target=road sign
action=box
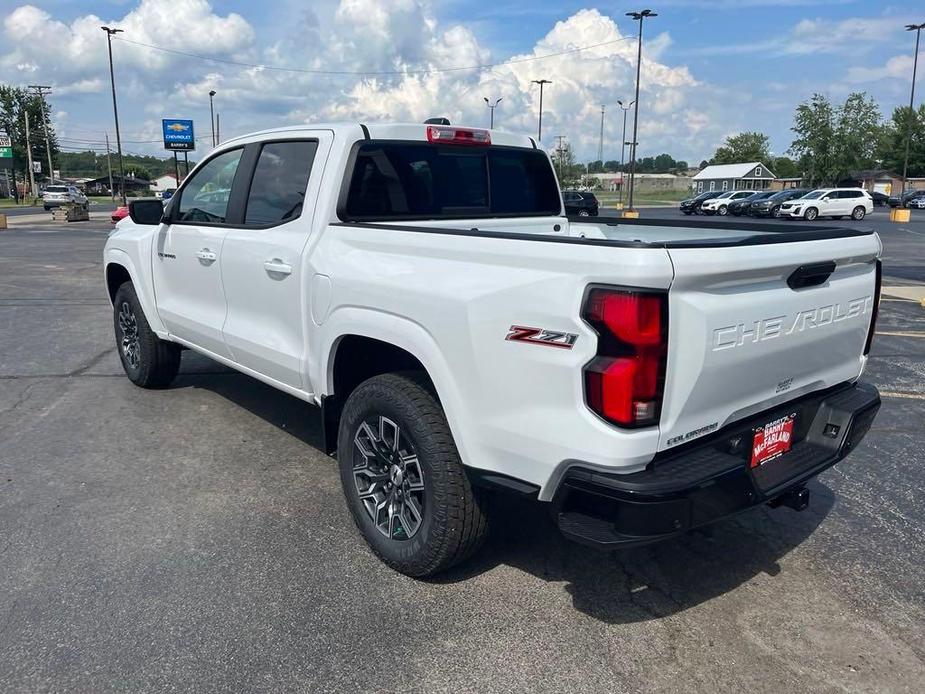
[0,131,12,162]
[162,119,195,151]
[33,161,41,173]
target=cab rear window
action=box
[341,142,560,220]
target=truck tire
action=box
[851,206,866,221]
[337,372,488,577]
[112,282,181,388]
[804,207,819,221]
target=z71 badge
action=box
[505,325,578,350]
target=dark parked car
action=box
[729,190,774,216]
[869,191,889,207]
[888,189,925,208]
[749,188,811,218]
[679,190,717,215]
[563,190,599,216]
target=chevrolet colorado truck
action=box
[104,123,882,577]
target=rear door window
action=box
[243,140,318,226]
[341,142,560,220]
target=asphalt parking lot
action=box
[1,208,924,692]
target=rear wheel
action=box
[804,207,819,221]
[337,372,489,577]
[851,206,866,221]
[113,282,181,388]
[578,209,590,217]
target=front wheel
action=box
[717,205,728,216]
[851,206,866,221]
[113,282,181,388]
[337,372,489,577]
[578,209,590,217]
[771,205,782,218]
[804,207,819,221]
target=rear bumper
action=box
[553,382,880,548]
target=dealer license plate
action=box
[750,414,795,468]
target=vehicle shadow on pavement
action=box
[437,485,834,624]
[169,352,835,624]
[171,352,326,451]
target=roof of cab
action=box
[220,122,537,150]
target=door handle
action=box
[263,259,292,276]
[196,249,217,262]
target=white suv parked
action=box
[700,190,755,216]
[43,184,89,211]
[780,188,873,221]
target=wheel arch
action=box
[103,249,168,336]
[316,314,466,459]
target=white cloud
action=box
[690,15,902,57]
[845,54,915,83]
[1,1,733,161]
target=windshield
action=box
[801,191,826,200]
[342,142,560,220]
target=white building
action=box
[150,174,178,193]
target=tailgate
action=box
[659,234,880,451]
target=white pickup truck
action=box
[104,122,882,577]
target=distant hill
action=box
[59,150,196,181]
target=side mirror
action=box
[129,199,166,225]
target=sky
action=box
[0,0,920,165]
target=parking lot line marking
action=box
[876,331,925,338]
[879,391,925,400]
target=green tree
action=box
[0,84,59,189]
[772,156,800,179]
[603,159,620,172]
[711,131,771,165]
[587,159,604,174]
[789,92,882,186]
[878,105,925,178]
[832,92,882,182]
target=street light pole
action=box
[209,90,217,147]
[625,9,657,215]
[531,79,551,141]
[483,96,502,129]
[27,85,55,185]
[617,99,634,208]
[101,26,126,205]
[901,22,925,200]
[598,105,605,163]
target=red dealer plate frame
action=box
[750,413,796,469]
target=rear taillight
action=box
[426,125,491,146]
[863,259,882,356]
[582,287,668,428]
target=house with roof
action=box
[839,169,902,196]
[692,162,776,194]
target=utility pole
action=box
[531,79,551,142]
[105,133,114,202]
[216,113,221,145]
[28,85,55,185]
[901,22,925,200]
[23,109,36,200]
[101,26,127,205]
[483,96,502,129]
[555,135,567,182]
[598,105,605,163]
[617,100,634,208]
[625,9,657,215]
[209,90,217,147]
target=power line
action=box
[112,34,638,77]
